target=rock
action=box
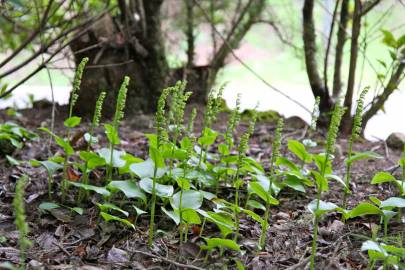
[107,247,129,264]
[285,116,308,129]
[386,132,405,149]
[28,260,45,270]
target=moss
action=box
[241,109,280,123]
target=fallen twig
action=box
[131,250,205,270]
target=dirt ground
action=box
[0,103,404,270]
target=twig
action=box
[131,250,205,270]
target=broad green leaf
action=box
[79,151,106,169]
[133,206,147,216]
[198,210,235,237]
[84,133,98,145]
[314,153,332,174]
[104,124,120,144]
[218,143,230,155]
[361,240,387,255]
[283,175,306,192]
[6,155,20,166]
[71,207,84,215]
[381,30,397,48]
[107,180,146,202]
[69,182,110,196]
[176,178,190,190]
[201,237,240,252]
[182,208,201,224]
[380,197,405,208]
[325,174,347,188]
[382,244,405,257]
[97,203,129,217]
[348,203,383,219]
[249,182,279,205]
[162,207,180,225]
[39,127,74,155]
[149,146,165,168]
[139,178,173,197]
[39,202,59,210]
[246,200,266,211]
[254,174,282,195]
[288,140,312,163]
[97,148,126,168]
[200,190,216,200]
[276,157,299,171]
[171,190,203,210]
[130,159,166,179]
[145,133,158,148]
[100,212,135,229]
[345,151,382,165]
[64,116,81,128]
[119,153,143,174]
[242,209,265,226]
[198,128,218,146]
[371,172,396,184]
[30,160,63,175]
[307,200,340,216]
[311,170,329,191]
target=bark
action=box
[362,62,405,131]
[342,0,362,133]
[185,0,194,68]
[71,0,168,117]
[323,0,340,95]
[302,0,332,114]
[332,0,349,98]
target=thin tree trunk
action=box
[342,0,362,133]
[332,0,349,98]
[323,0,340,93]
[302,0,332,114]
[362,62,405,131]
[185,0,194,68]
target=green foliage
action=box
[0,122,37,155]
[13,175,31,266]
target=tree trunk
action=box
[302,0,332,114]
[71,0,168,118]
[332,0,349,99]
[342,0,362,133]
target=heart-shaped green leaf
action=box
[171,190,203,210]
[139,178,173,197]
[64,116,81,128]
[69,182,110,196]
[108,180,146,202]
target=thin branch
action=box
[193,0,311,114]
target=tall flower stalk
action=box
[233,110,256,241]
[106,76,129,182]
[79,91,106,201]
[310,103,345,270]
[342,87,368,208]
[148,87,170,247]
[62,57,88,200]
[259,118,283,249]
[13,175,31,266]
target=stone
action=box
[107,247,129,264]
[386,132,405,149]
[285,116,308,129]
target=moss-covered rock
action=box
[241,109,281,123]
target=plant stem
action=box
[148,164,158,247]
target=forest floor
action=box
[0,102,404,270]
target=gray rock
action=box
[107,246,129,264]
[386,132,405,149]
[285,116,308,129]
